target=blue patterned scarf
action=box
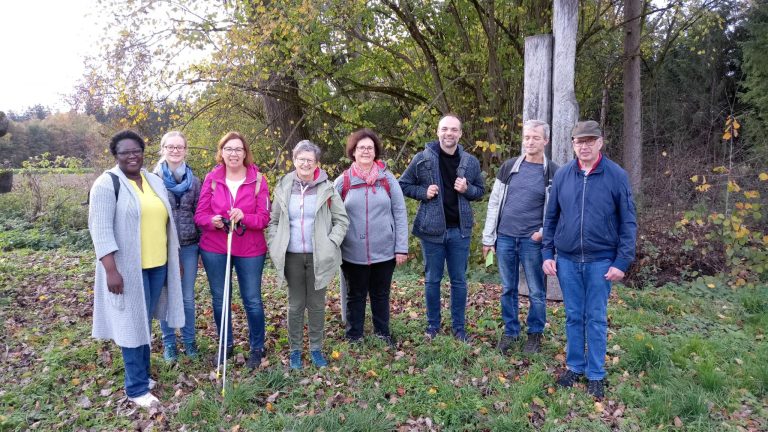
[161,161,193,199]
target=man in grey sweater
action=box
[482,120,559,354]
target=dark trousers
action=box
[341,259,396,340]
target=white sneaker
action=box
[149,378,157,390]
[128,392,160,408]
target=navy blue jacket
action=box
[542,155,637,272]
[399,141,485,243]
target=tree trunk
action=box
[0,111,8,138]
[0,171,12,194]
[552,0,579,167]
[623,0,643,194]
[261,74,309,158]
[523,35,553,155]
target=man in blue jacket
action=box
[400,114,485,342]
[542,120,637,399]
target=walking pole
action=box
[216,219,235,397]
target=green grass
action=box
[1,249,767,431]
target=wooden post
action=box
[523,35,553,127]
[552,0,579,166]
[623,0,643,194]
[521,35,563,301]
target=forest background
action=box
[2,0,767,285]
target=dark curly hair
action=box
[109,130,146,156]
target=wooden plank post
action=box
[523,35,553,128]
[520,34,563,301]
[551,0,579,167]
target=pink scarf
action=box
[350,160,383,187]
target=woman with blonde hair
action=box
[153,131,202,362]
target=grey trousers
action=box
[284,253,326,351]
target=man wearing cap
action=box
[482,119,559,355]
[542,120,637,399]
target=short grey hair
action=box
[292,139,322,161]
[523,120,550,141]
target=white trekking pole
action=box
[216,220,235,396]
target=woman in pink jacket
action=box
[195,131,270,369]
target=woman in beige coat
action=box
[267,140,348,370]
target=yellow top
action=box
[129,173,169,269]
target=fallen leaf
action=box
[594,401,604,412]
[266,391,280,403]
[428,387,437,394]
[674,416,683,427]
[77,395,92,409]
[331,351,341,360]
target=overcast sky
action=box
[1,1,100,113]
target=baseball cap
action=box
[571,120,602,139]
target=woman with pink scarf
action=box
[334,129,409,345]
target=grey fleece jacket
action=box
[334,165,408,264]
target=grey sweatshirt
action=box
[334,166,408,264]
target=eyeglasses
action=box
[295,158,316,165]
[572,138,599,147]
[116,149,144,157]
[222,147,245,154]
[164,145,186,152]
[356,146,375,153]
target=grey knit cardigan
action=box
[88,166,184,348]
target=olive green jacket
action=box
[267,171,349,290]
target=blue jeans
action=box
[557,257,612,380]
[160,244,199,345]
[201,250,266,351]
[421,227,471,333]
[496,235,547,336]
[122,264,166,398]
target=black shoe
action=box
[556,369,583,388]
[498,334,519,354]
[375,334,396,347]
[523,333,542,354]
[587,379,605,399]
[347,336,364,345]
[424,327,439,341]
[246,348,263,369]
[213,346,234,368]
[453,329,469,343]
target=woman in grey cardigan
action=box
[88,130,184,409]
[153,131,201,363]
[334,129,408,345]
